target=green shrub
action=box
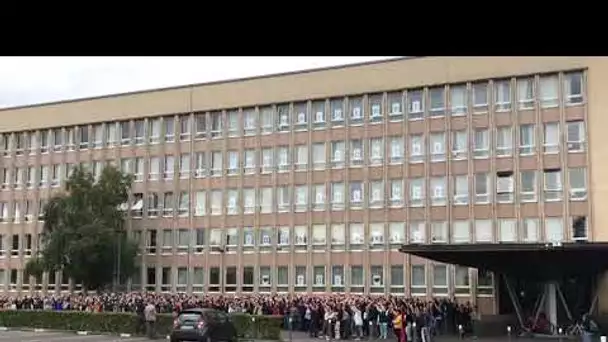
[0,310,282,340]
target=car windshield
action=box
[179,312,203,323]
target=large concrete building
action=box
[0,57,603,314]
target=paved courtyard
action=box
[0,329,150,342]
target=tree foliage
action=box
[25,165,138,291]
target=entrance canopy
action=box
[399,242,608,280]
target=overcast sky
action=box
[0,57,396,108]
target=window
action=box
[260,187,273,213]
[452,221,470,243]
[277,226,289,246]
[161,229,173,254]
[294,185,308,212]
[210,112,223,138]
[472,82,489,113]
[430,133,446,162]
[194,153,206,178]
[243,188,256,214]
[499,219,517,242]
[522,218,539,242]
[517,78,534,110]
[390,179,404,207]
[295,145,308,170]
[313,266,325,287]
[40,131,49,153]
[330,265,343,288]
[429,86,445,117]
[568,167,587,200]
[276,186,290,212]
[211,151,222,176]
[475,173,490,204]
[540,75,559,108]
[453,175,468,205]
[450,84,467,115]
[312,100,326,129]
[120,121,131,145]
[148,118,162,144]
[369,94,383,123]
[407,89,424,120]
[477,269,494,295]
[242,227,254,248]
[411,265,426,295]
[226,189,239,215]
[388,92,403,120]
[370,266,384,290]
[350,140,363,166]
[276,105,290,131]
[147,193,160,217]
[409,178,424,207]
[566,121,586,152]
[350,266,363,291]
[210,190,222,215]
[431,222,448,243]
[519,124,536,155]
[260,107,274,134]
[430,177,446,206]
[243,149,256,174]
[389,136,403,164]
[194,113,207,139]
[209,229,222,247]
[179,115,191,141]
[162,192,174,217]
[293,102,308,129]
[331,182,345,210]
[227,151,239,175]
[294,225,307,246]
[473,129,489,158]
[409,135,424,163]
[133,120,145,145]
[312,184,325,211]
[572,216,588,241]
[312,224,326,246]
[496,126,513,157]
[542,122,560,154]
[53,129,64,151]
[454,266,470,295]
[242,108,257,135]
[369,223,384,247]
[390,265,404,289]
[494,80,511,112]
[452,130,468,160]
[330,98,344,125]
[226,110,239,137]
[163,155,175,180]
[496,171,514,203]
[369,181,384,208]
[349,96,364,125]
[277,146,290,172]
[294,266,306,289]
[178,192,189,216]
[148,157,160,181]
[475,220,493,242]
[349,224,364,249]
[544,169,563,201]
[163,116,175,143]
[312,143,326,170]
[331,141,345,168]
[179,154,190,179]
[432,264,448,295]
[92,124,104,148]
[520,170,537,202]
[349,182,363,208]
[564,72,584,105]
[369,138,384,165]
[545,217,564,242]
[409,221,425,243]
[331,224,345,249]
[145,229,157,254]
[225,228,238,247]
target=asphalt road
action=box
[0,329,152,342]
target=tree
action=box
[25,165,139,291]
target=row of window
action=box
[0,264,495,296]
[0,215,587,260]
[0,167,587,224]
[0,72,585,153]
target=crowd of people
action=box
[0,292,476,341]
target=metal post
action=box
[458,324,463,340]
[328,319,332,342]
[558,327,563,342]
[412,322,417,342]
[252,316,257,339]
[601,336,607,342]
[507,325,512,342]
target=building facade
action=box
[0,57,605,314]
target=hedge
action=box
[0,310,282,340]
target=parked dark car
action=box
[170,308,237,342]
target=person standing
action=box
[144,300,157,339]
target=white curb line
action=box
[34,328,45,333]
[77,331,89,335]
[166,336,170,340]
[119,333,132,338]
[0,327,7,331]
